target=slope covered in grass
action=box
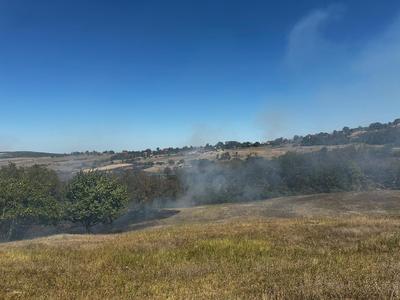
[1,191,400,299]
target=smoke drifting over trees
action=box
[1,119,400,241]
[173,145,399,206]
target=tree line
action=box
[24,118,398,162]
[110,118,400,162]
[1,144,400,241]
[173,145,400,205]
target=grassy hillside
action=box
[1,191,400,299]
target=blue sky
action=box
[1,0,400,152]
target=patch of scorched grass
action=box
[1,216,400,299]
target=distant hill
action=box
[0,151,65,159]
[111,118,400,162]
[2,118,399,161]
[298,118,400,146]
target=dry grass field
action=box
[1,191,400,299]
[0,154,112,180]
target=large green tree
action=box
[65,171,128,232]
[0,164,62,240]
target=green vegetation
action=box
[119,170,179,208]
[0,164,62,240]
[117,145,400,209]
[65,171,128,232]
[2,143,400,240]
[0,165,129,240]
[168,145,400,205]
[1,216,400,299]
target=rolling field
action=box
[1,191,400,299]
[0,144,361,177]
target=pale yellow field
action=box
[1,191,400,299]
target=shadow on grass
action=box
[97,208,181,233]
[2,208,181,242]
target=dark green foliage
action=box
[118,170,180,208]
[0,164,62,240]
[361,127,400,145]
[65,171,128,232]
[119,145,399,207]
[176,146,399,205]
[300,118,400,146]
[278,149,364,193]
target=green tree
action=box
[65,171,128,232]
[0,164,62,240]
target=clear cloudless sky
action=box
[1,0,400,152]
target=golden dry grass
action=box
[2,215,400,299]
[83,163,133,172]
